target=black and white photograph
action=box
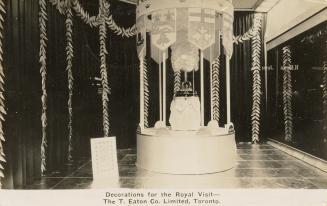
[0,0,327,205]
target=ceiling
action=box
[118,0,274,10]
[233,0,264,10]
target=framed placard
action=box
[90,137,119,181]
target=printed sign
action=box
[90,137,119,180]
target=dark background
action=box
[1,0,326,188]
[266,22,327,160]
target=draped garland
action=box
[174,71,181,95]
[105,14,136,38]
[250,14,262,143]
[212,56,220,122]
[0,0,6,188]
[282,46,293,142]
[39,0,48,175]
[233,14,262,45]
[72,0,98,27]
[143,56,149,128]
[99,0,110,137]
[65,1,74,162]
[49,0,136,37]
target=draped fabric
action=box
[230,12,266,142]
[2,0,138,189]
[3,0,42,189]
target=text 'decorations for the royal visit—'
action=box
[103,191,221,205]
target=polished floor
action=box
[26,143,327,189]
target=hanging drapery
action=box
[0,0,6,187]
[282,45,293,142]
[65,1,74,162]
[233,13,264,141]
[3,0,140,188]
[99,0,110,137]
[250,13,262,143]
[39,0,48,175]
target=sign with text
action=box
[90,137,119,181]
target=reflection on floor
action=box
[26,143,327,189]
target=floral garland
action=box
[99,0,110,137]
[65,0,74,162]
[282,46,293,143]
[72,0,99,27]
[143,56,149,128]
[105,14,136,38]
[49,0,136,37]
[174,71,181,95]
[0,0,6,188]
[250,13,262,143]
[49,0,66,14]
[39,0,48,174]
[212,56,220,122]
[233,14,262,45]
[322,61,327,132]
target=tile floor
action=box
[26,143,327,189]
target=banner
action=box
[151,9,176,51]
[150,43,168,64]
[222,13,234,59]
[204,14,223,62]
[136,16,147,58]
[188,8,215,51]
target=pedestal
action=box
[136,128,237,174]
